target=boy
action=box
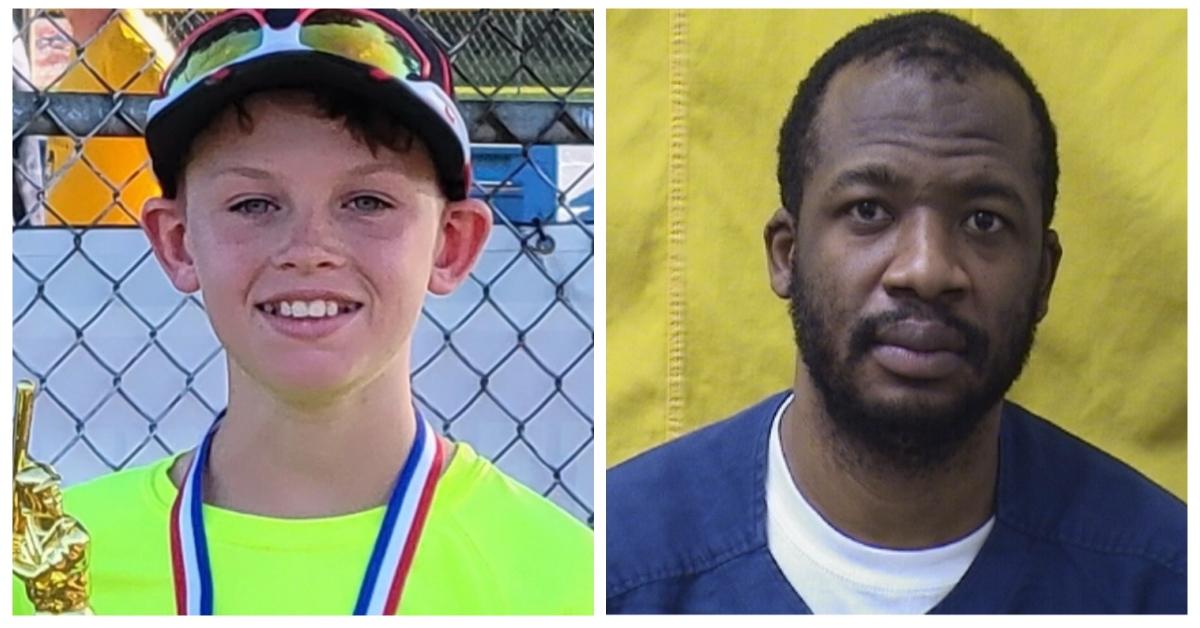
[12,9,592,615]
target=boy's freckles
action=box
[177,90,446,396]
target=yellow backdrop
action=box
[606,9,1186,500]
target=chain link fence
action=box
[11,9,594,524]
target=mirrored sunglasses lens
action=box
[300,11,421,80]
[168,15,262,95]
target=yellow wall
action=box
[606,9,1186,500]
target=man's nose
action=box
[880,211,969,302]
[270,208,346,272]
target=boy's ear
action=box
[428,198,492,295]
[141,196,200,293]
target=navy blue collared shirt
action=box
[607,392,1186,613]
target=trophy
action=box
[12,380,92,614]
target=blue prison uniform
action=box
[607,392,1186,614]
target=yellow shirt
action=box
[12,443,593,615]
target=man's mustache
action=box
[847,305,989,373]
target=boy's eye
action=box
[346,195,394,213]
[229,198,279,215]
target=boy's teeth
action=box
[266,299,353,318]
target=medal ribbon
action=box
[169,410,444,615]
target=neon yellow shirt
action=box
[12,443,592,615]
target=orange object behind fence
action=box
[43,10,171,226]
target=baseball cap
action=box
[145,9,471,200]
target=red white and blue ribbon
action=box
[169,409,444,615]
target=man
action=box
[607,11,1185,614]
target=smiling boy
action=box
[12,9,591,615]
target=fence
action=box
[11,9,594,524]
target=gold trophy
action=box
[12,380,92,614]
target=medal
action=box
[169,409,444,615]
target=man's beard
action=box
[788,265,1042,476]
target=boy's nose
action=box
[271,211,346,272]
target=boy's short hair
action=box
[172,86,421,200]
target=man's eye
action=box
[229,198,279,215]
[966,210,1005,234]
[848,201,891,225]
[346,195,394,213]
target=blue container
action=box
[470,145,558,224]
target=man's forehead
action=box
[810,58,1039,170]
[826,59,1030,127]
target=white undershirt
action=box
[765,395,994,614]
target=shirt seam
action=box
[146,448,483,552]
[440,507,513,609]
[766,400,988,592]
[996,512,1185,575]
[609,392,785,598]
[778,531,959,596]
[768,509,968,595]
[997,403,1185,575]
[607,535,762,598]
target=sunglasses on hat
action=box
[147,9,471,200]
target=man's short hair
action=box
[776,11,1059,227]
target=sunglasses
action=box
[157,9,450,104]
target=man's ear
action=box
[1036,228,1063,322]
[428,198,493,295]
[141,196,200,293]
[765,207,797,299]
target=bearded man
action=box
[606,11,1186,614]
